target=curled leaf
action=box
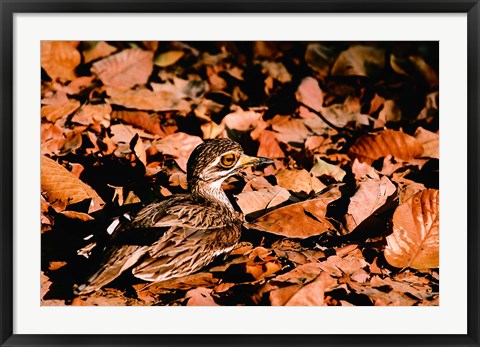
[385,189,439,270]
[349,129,424,165]
[246,186,341,239]
[41,156,105,213]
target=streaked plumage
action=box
[74,138,272,295]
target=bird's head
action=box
[187,138,273,193]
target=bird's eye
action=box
[220,153,237,168]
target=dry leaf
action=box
[310,156,346,182]
[331,45,385,77]
[257,130,285,159]
[71,104,112,126]
[235,185,291,218]
[276,168,326,195]
[296,76,324,111]
[414,127,439,159]
[92,49,153,89]
[246,186,341,238]
[186,287,219,306]
[83,41,117,63]
[154,50,185,67]
[153,133,203,172]
[112,110,166,136]
[41,41,81,80]
[285,271,337,306]
[106,87,190,112]
[349,129,424,165]
[345,175,396,232]
[222,110,261,132]
[385,189,439,270]
[271,115,312,144]
[41,99,80,122]
[41,156,105,213]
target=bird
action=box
[74,138,273,295]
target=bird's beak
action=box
[238,154,274,168]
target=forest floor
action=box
[41,41,439,306]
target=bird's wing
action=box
[75,196,236,294]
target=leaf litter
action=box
[40,41,439,306]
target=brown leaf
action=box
[331,45,385,77]
[257,130,285,159]
[41,156,105,213]
[384,189,439,269]
[246,186,341,238]
[41,272,52,300]
[310,156,346,182]
[391,172,426,203]
[345,175,396,232]
[235,184,291,218]
[276,168,326,196]
[112,110,165,136]
[64,76,95,95]
[72,104,112,127]
[348,129,424,165]
[83,41,117,63]
[185,287,219,306]
[272,262,323,285]
[222,110,261,132]
[41,41,81,81]
[285,271,337,306]
[246,260,282,281]
[153,133,203,172]
[41,99,80,122]
[414,127,439,159]
[271,115,312,144]
[154,50,185,67]
[261,61,292,83]
[92,49,153,89]
[41,123,63,143]
[296,76,324,111]
[106,86,190,112]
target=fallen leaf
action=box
[331,45,385,78]
[154,50,185,67]
[414,127,439,159]
[296,76,324,111]
[348,129,424,165]
[41,99,81,122]
[257,130,285,159]
[271,115,312,144]
[106,86,190,112]
[83,41,117,63]
[384,189,439,270]
[222,110,261,132]
[285,271,337,306]
[92,49,153,89]
[235,184,291,218]
[246,186,341,238]
[261,61,292,83]
[41,156,105,213]
[310,156,346,182]
[41,41,81,80]
[391,172,426,203]
[345,175,396,232]
[186,287,219,306]
[112,110,166,136]
[153,133,203,172]
[276,168,326,196]
[71,104,112,126]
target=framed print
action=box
[1,1,479,347]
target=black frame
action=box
[1,1,478,346]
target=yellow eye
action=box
[220,153,237,168]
